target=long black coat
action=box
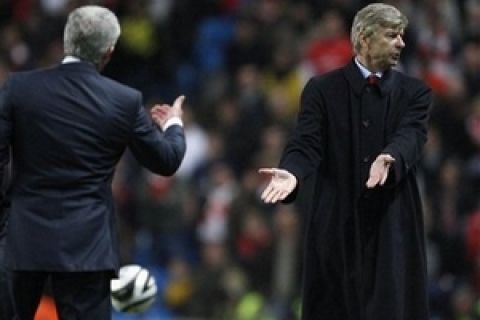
[280,61,432,320]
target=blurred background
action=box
[1,0,480,319]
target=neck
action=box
[97,51,112,72]
[356,54,385,73]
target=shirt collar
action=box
[354,57,383,79]
[62,56,82,64]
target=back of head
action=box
[63,6,121,66]
[350,3,408,55]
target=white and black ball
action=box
[111,264,157,313]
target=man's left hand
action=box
[366,154,395,188]
[150,95,185,130]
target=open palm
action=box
[258,168,297,203]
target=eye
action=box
[386,31,404,39]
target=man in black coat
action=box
[260,3,432,320]
[0,5,186,319]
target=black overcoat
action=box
[280,61,432,320]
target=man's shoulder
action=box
[305,67,349,93]
[7,65,140,96]
[311,67,346,83]
[7,66,56,82]
[390,69,430,91]
[98,75,141,98]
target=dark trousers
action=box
[0,235,14,320]
[11,270,112,320]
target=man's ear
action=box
[105,47,115,59]
[359,32,368,48]
[98,46,115,71]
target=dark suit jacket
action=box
[280,61,432,320]
[0,61,186,273]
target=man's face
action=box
[363,27,405,71]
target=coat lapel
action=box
[343,60,365,97]
[342,61,364,200]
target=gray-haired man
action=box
[0,5,186,319]
[260,3,431,319]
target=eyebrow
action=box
[385,29,404,35]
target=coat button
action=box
[362,120,370,128]
[363,156,369,163]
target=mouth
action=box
[391,53,401,60]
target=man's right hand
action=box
[150,95,185,130]
[258,168,297,204]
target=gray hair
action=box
[64,6,121,65]
[351,3,408,54]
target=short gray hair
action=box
[64,6,121,65]
[351,3,408,54]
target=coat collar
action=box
[57,60,98,74]
[343,59,396,97]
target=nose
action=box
[396,35,405,48]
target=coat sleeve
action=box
[382,82,432,187]
[128,93,186,176]
[279,77,327,203]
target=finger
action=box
[150,109,168,117]
[366,162,379,188]
[261,184,275,201]
[151,109,167,116]
[379,164,391,185]
[151,110,168,118]
[384,155,395,162]
[366,174,380,188]
[265,188,284,203]
[379,171,388,186]
[263,188,276,203]
[172,95,185,109]
[262,179,285,203]
[258,168,277,177]
[152,113,164,120]
[379,154,395,163]
[151,104,169,111]
[277,190,290,201]
[153,106,170,112]
[151,109,168,117]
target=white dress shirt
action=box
[354,57,383,79]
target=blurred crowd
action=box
[2,0,480,319]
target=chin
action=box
[388,58,400,67]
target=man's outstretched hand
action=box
[366,153,395,188]
[259,168,297,204]
[150,95,185,130]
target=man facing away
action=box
[260,3,432,320]
[0,5,186,319]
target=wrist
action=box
[162,117,183,131]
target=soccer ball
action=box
[111,264,157,313]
